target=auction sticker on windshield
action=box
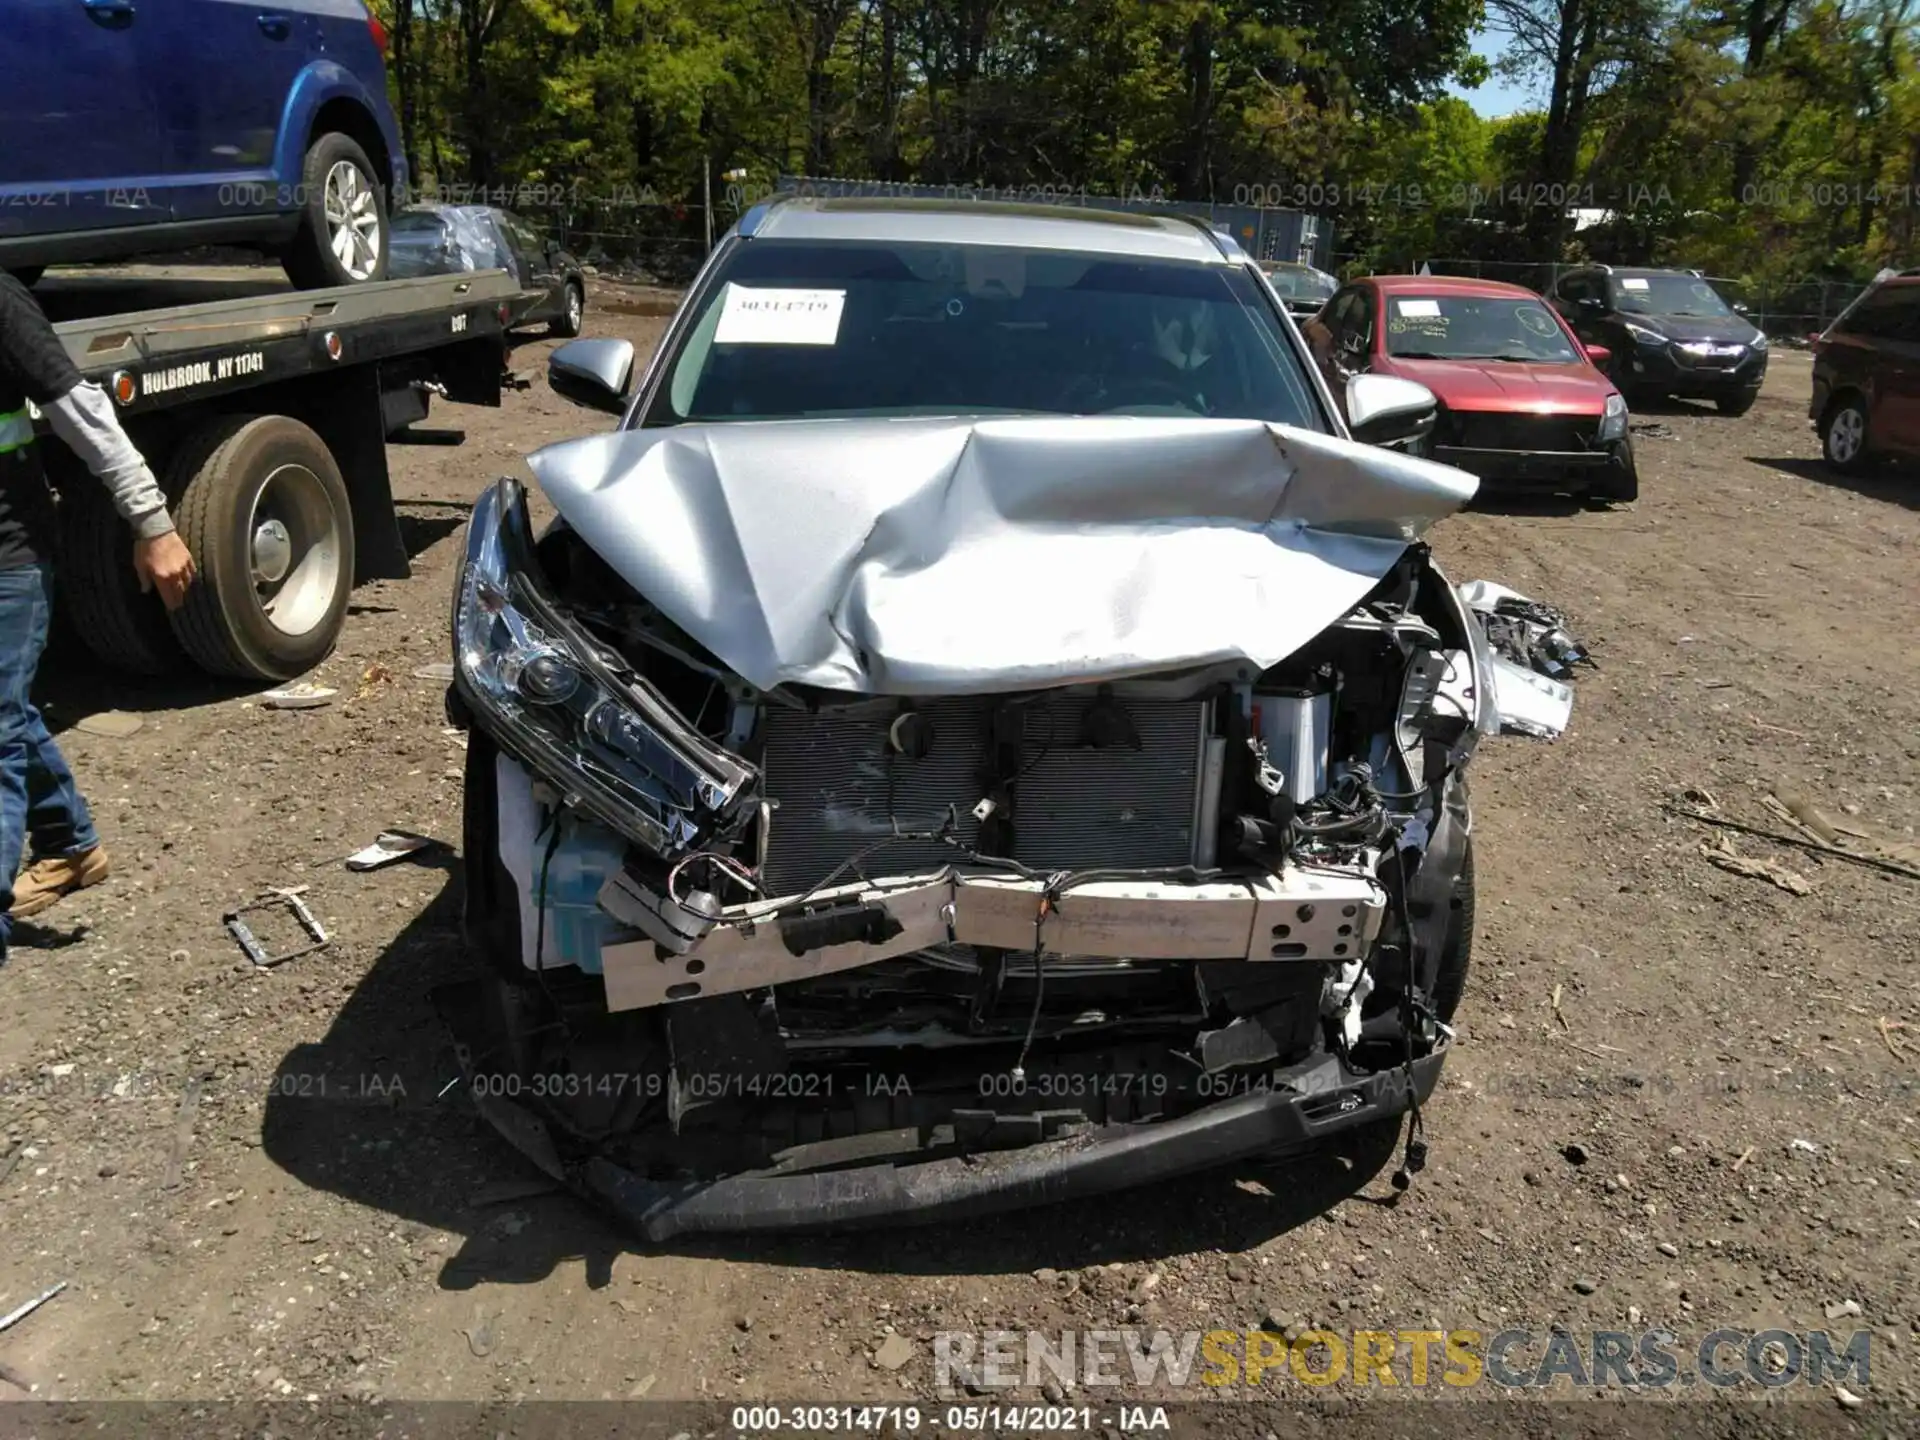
[1394,299,1442,317]
[1621,277,1649,290]
[714,285,846,345]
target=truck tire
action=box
[54,478,186,676]
[167,415,355,681]
[282,132,389,289]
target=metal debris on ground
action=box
[223,891,330,968]
[261,684,337,710]
[73,710,145,738]
[1699,833,1813,895]
[0,1280,67,1335]
[1630,421,1678,440]
[344,830,446,872]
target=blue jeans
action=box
[0,562,99,959]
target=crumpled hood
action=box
[526,416,1478,695]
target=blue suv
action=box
[0,0,407,289]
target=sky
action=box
[1447,27,1539,117]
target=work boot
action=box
[8,847,111,918]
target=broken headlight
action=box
[1597,392,1627,441]
[453,478,753,855]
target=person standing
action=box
[1,272,196,962]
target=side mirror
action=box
[1347,373,1437,449]
[1576,296,1604,314]
[1733,302,1751,314]
[1584,343,1612,368]
[548,337,634,415]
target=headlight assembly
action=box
[1750,331,1769,352]
[1597,391,1628,441]
[453,478,755,856]
[1623,322,1667,347]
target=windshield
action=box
[1383,294,1581,362]
[1264,264,1338,302]
[640,239,1324,429]
[391,212,449,239]
[1611,274,1735,318]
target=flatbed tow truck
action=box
[40,268,540,682]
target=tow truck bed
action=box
[43,269,546,683]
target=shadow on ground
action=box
[260,870,1403,1289]
[1463,491,1591,518]
[1747,455,1920,512]
[33,661,257,738]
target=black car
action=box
[388,204,586,337]
[1549,266,1768,415]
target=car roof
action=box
[1366,275,1542,300]
[744,196,1237,264]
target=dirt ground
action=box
[0,271,1915,1418]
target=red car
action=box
[1304,275,1638,503]
[1809,271,1920,472]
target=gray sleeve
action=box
[41,380,175,540]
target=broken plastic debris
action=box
[413,662,456,682]
[344,830,445,872]
[262,684,337,710]
[73,710,145,738]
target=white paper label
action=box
[714,285,846,345]
[1394,298,1443,317]
[1621,277,1649,291]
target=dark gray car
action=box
[1549,266,1768,415]
[389,204,585,337]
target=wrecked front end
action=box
[444,418,1544,1238]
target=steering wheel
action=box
[1060,371,1205,415]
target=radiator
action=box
[758,691,1211,896]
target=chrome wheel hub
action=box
[251,518,293,585]
[248,464,343,636]
[1829,408,1864,462]
[323,160,382,281]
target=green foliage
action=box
[374,0,1915,281]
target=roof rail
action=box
[1139,208,1246,261]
